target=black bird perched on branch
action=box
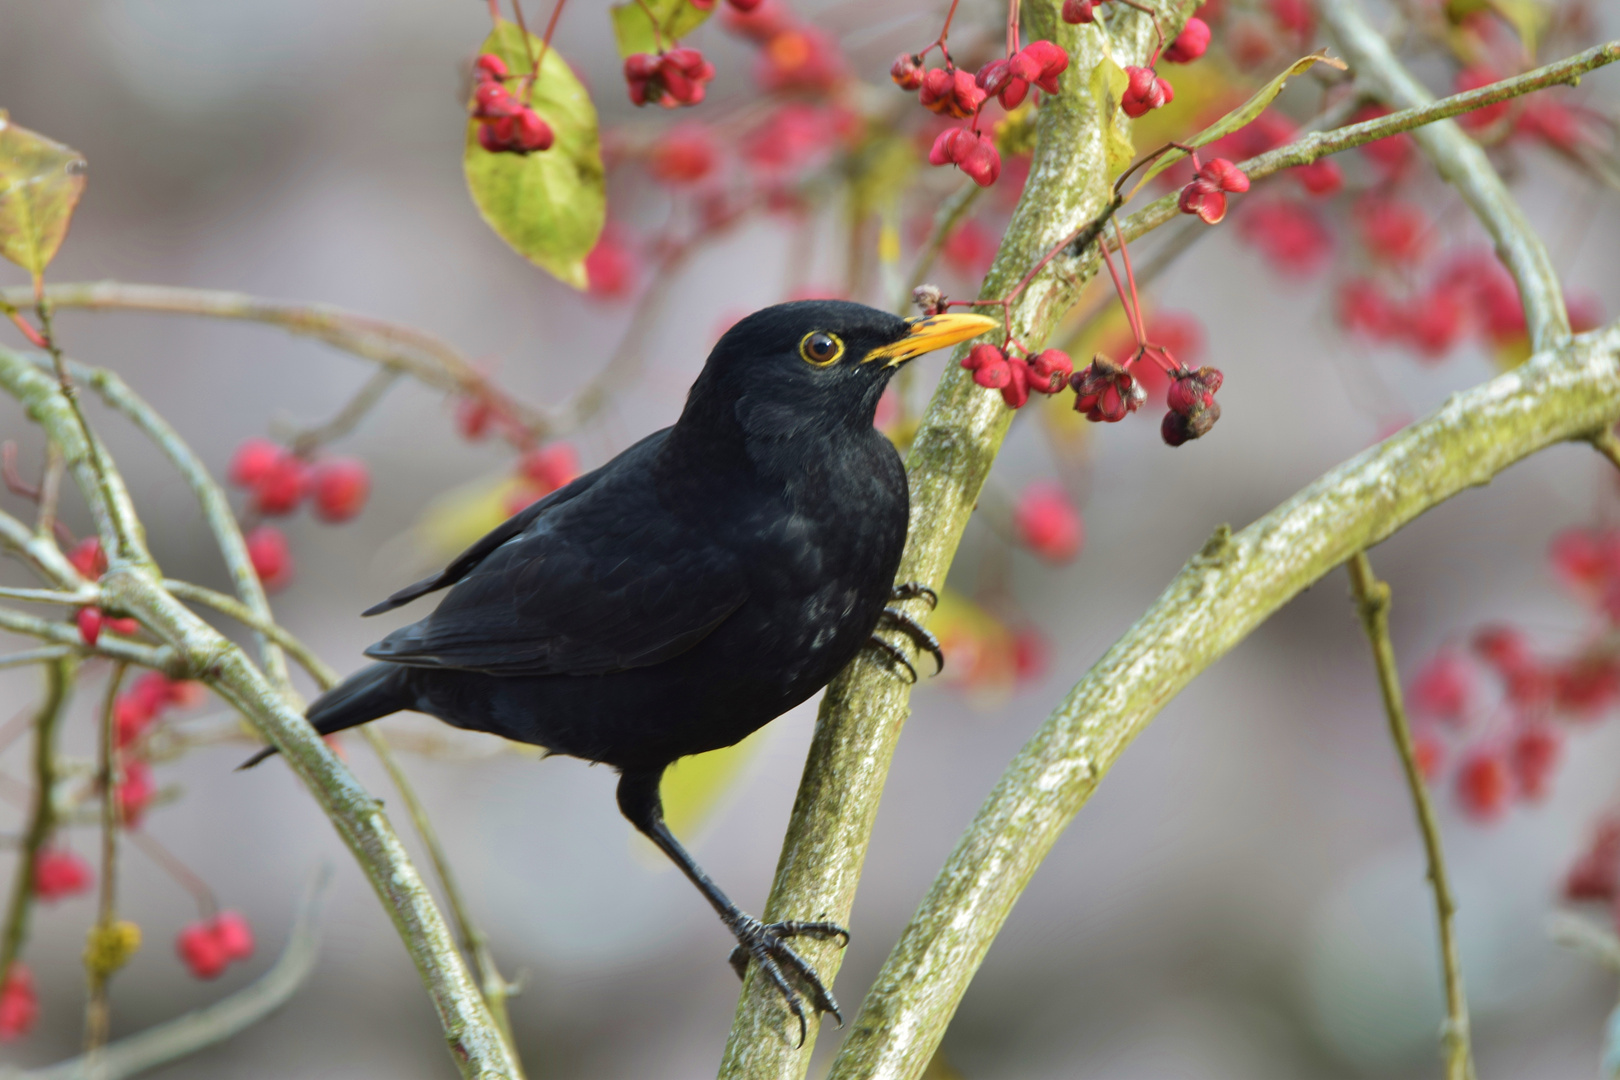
[243,299,995,1037]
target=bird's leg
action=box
[615,769,847,1045]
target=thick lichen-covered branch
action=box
[717,4,1199,1077]
[824,322,1620,1080]
[1347,553,1474,1080]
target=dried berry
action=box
[1071,355,1143,423]
[890,53,924,91]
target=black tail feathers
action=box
[237,663,411,770]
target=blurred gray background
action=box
[4,0,1620,1077]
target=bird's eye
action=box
[799,331,844,367]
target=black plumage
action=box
[244,299,995,1036]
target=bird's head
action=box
[681,300,997,441]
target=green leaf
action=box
[1138,50,1347,188]
[464,23,605,290]
[610,0,714,59]
[0,112,88,286]
[1089,58,1136,178]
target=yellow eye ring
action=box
[799,331,845,367]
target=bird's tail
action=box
[237,663,411,770]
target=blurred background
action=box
[4,0,1620,1076]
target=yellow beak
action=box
[861,312,1000,367]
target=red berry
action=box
[756,28,844,94]
[1267,0,1314,37]
[1565,815,1620,902]
[77,607,103,647]
[1014,482,1084,562]
[117,760,155,828]
[227,438,282,489]
[474,53,509,81]
[66,536,107,579]
[1237,199,1333,274]
[927,127,1001,187]
[518,444,580,493]
[1555,654,1620,718]
[1336,278,1405,341]
[114,693,157,748]
[0,963,37,1042]
[251,452,308,517]
[1408,648,1473,726]
[1356,196,1430,264]
[1456,744,1513,822]
[1351,104,1414,175]
[1164,17,1211,62]
[33,848,93,901]
[1121,66,1172,118]
[940,219,997,277]
[918,68,985,119]
[309,458,370,524]
[1071,355,1143,423]
[246,525,292,591]
[177,921,229,980]
[1062,0,1098,22]
[456,396,494,441]
[1013,626,1050,682]
[212,910,255,962]
[650,122,720,184]
[1509,723,1563,801]
[727,0,765,10]
[1028,349,1074,393]
[585,225,639,298]
[1291,158,1342,195]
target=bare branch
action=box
[1347,553,1474,1080]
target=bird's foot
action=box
[725,916,848,1046]
[891,581,938,609]
[866,634,918,683]
[878,607,944,675]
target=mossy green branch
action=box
[0,659,74,983]
[718,2,1198,1076]
[824,322,1620,1080]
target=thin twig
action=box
[0,646,74,670]
[285,367,402,457]
[1347,552,1475,1080]
[84,663,129,1053]
[1549,911,1620,974]
[0,659,74,982]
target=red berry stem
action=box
[532,0,570,84]
[501,0,542,86]
[1005,0,1022,58]
[1112,0,1167,63]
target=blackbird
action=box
[244,299,995,1037]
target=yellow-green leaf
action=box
[0,112,88,285]
[464,23,605,290]
[1089,58,1136,178]
[1138,50,1347,189]
[610,0,714,59]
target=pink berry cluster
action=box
[226,438,372,593]
[892,40,1070,189]
[1013,482,1085,563]
[625,48,717,108]
[471,54,555,155]
[176,911,256,980]
[1405,525,1620,825]
[961,343,1074,409]
[1121,65,1174,118]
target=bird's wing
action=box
[360,431,662,617]
[362,437,748,677]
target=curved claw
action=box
[726,918,848,1046]
[866,635,918,683]
[879,607,944,675]
[891,581,938,609]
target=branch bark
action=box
[825,321,1620,1080]
[717,3,1198,1076]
